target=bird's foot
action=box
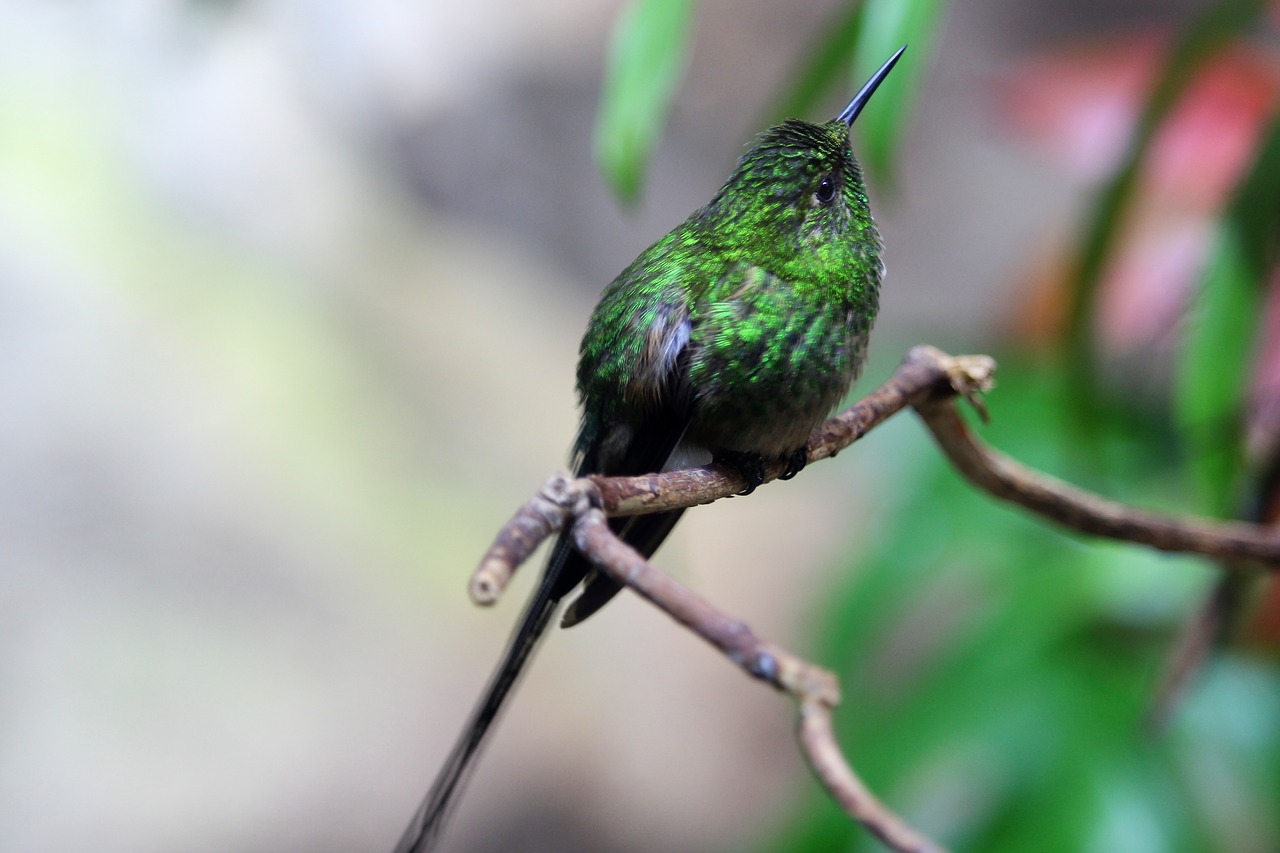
[779,446,808,481]
[716,451,767,495]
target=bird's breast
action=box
[686,301,870,458]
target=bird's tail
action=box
[392,534,579,853]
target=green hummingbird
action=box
[393,45,905,853]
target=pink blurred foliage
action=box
[1003,26,1280,651]
[999,30,1279,356]
[1247,277,1280,454]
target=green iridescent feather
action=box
[577,117,883,464]
[392,47,905,853]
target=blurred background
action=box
[2,0,1279,851]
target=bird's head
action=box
[698,46,905,287]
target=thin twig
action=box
[465,344,1280,853]
[591,345,988,517]
[798,704,940,853]
[471,345,985,605]
[914,397,1280,565]
[504,346,1280,570]
[470,474,593,605]
[574,508,945,853]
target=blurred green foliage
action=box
[594,0,929,201]
[1177,111,1280,517]
[847,0,944,182]
[596,1,1280,850]
[770,363,1280,853]
[1069,0,1270,485]
[594,0,696,203]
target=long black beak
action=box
[837,45,907,127]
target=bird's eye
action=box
[815,173,837,204]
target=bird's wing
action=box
[574,273,695,475]
[559,276,699,623]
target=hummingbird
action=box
[393,45,905,853]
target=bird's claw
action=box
[717,451,767,495]
[779,447,808,481]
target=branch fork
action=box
[466,346,1280,853]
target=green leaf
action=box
[593,0,696,204]
[1063,0,1268,417]
[1227,109,1280,270]
[1176,228,1260,516]
[1175,110,1280,515]
[850,0,948,181]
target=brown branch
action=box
[470,345,991,606]
[914,396,1280,565]
[465,344,1280,853]
[470,474,589,605]
[799,704,930,848]
[591,345,991,518]
[573,508,945,853]
[476,345,1280,597]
